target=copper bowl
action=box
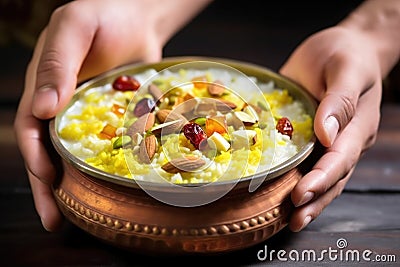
[49,57,317,254]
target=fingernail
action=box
[296,191,314,207]
[324,116,339,146]
[41,217,51,232]
[300,215,312,231]
[33,86,58,117]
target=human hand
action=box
[13,0,211,232]
[280,26,383,232]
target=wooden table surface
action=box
[1,1,399,266]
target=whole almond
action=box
[156,109,170,123]
[161,156,206,173]
[127,112,155,136]
[216,99,237,112]
[245,103,263,114]
[207,80,225,97]
[148,83,164,102]
[156,109,188,124]
[174,98,198,115]
[195,100,217,116]
[138,134,158,164]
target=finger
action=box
[290,132,360,209]
[289,170,353,232]
[32,3,96,120]
[291,84,381,209]
[27,167,64,232]
[314,54,376,147]
[14,30,57,184]
[16,117,63,230]
[14,30,64,231]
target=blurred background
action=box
[1,0,399,107]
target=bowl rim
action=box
[49,56,317,191]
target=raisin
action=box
[112,75,141,91]
[133,98,155,117]
[183,122,208,149]
[276,117,293,138]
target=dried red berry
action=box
[183,122,208,150]
[112,75,141,91]
[276,117,293,138]
[133,98,156,117]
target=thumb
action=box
[314,95,349,148]
[314,58,374,147]
[32,15,94,119]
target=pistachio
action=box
[112,135,132,149]
[194,117,206,126]
[138,134,158,164]
[257,100,270,111]
[161,155,206,173]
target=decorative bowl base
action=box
[53,160,301,254]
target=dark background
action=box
[2,0,399,106]
[165,0,363,70]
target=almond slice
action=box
[151,119,186,136]
[161,156,206,173]
[243,105,260,122]
[234,111,257,126]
